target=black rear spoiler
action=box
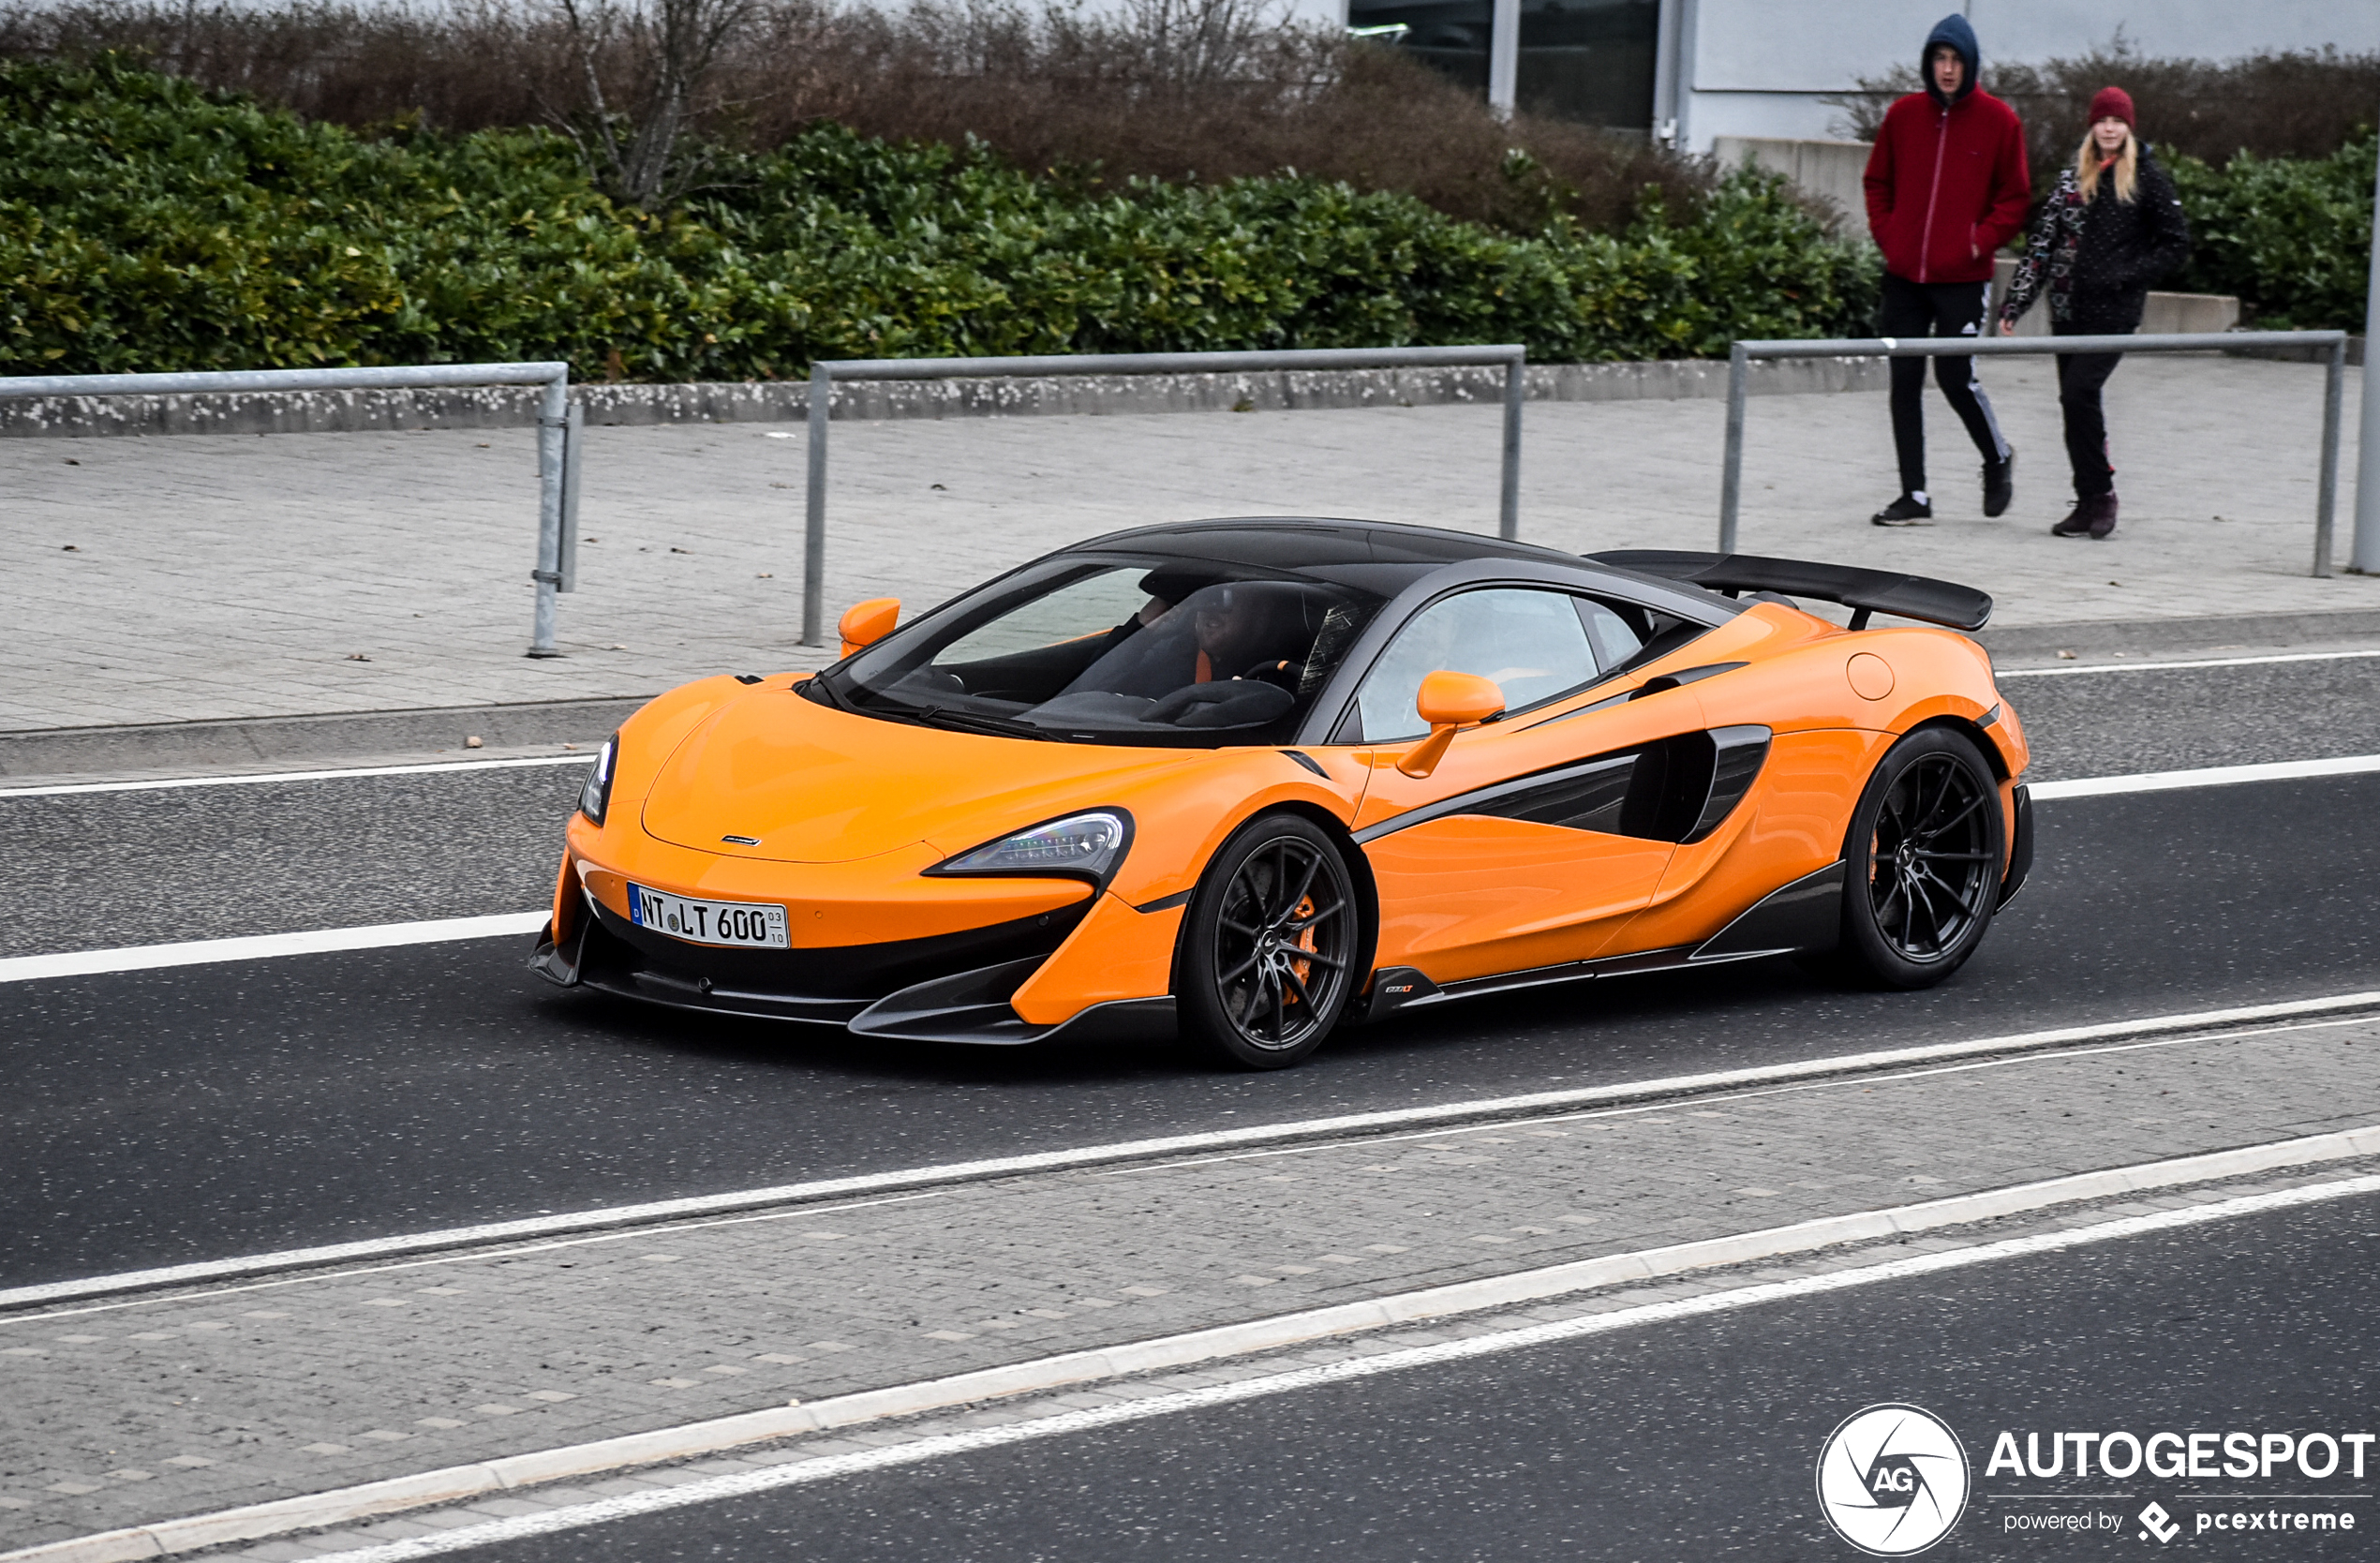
[1589,551,1993,633]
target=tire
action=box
[1831,727,2005,990]
[1178,813,1360,1069]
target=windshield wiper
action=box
[915,705,1052,741]
[800,671,851,710]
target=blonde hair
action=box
[2075,127,2139,203]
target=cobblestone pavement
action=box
[2,1014,2374,1551]
[7,356,2373,732]
[190,1155,2380,1563]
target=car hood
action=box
[638,687,1198,864]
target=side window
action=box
[1576,598,1644,670]
[1350,588,1599,743]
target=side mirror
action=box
[839,597,900,659]
[1397,671,1505,778]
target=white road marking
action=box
[0,753,595,799]
[6,749,2373,989]
[2030,752,2380,799]
[70,1170,2380,1563]
[0,914,549,987]
[1998,647,2380,677]
[5,987,2374,1312]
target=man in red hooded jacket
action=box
[1862,13,2030,526]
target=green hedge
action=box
[1,55,1879,379]
[2169,132,2377,330]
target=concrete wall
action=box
[0,356,1890,441]
[1711,136,1869,225]
[1661,0,2380,150]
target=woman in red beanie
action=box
[1998,86,2191,538]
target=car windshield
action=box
[818,554,1387,746]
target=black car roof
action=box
[1067,516,1586,573]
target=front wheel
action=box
[1178,814,1359,1069]
[1832,727,2005,990]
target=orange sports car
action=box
[532,518,2031,1068]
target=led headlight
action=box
[927,810,1132,886]
[579,734,618,825]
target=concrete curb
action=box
[0,698,651,782]
[10,989,2373,1313]
[0,358,1886,440]
[10,1124,2377,1563]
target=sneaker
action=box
[1983,448,2016,517]
[1871,495,1933,527]
[2087,492,2119,540]
[2053,494,2117,539]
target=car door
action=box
[1344,586,1718,986]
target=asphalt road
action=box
[450,1186,2380,1562]
[4,656,2378,1286]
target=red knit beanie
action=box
[2089,86,2135,128]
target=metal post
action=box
[1486,0,1519,118]
[803,365,831,648]
[558,401,585,593]
[1498,354,1525,540]
[1718,342,1748,554]
[2315,336,2344,577]
[526,370,569,658]
[2353,131,2380,575]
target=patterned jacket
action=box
[2001,146,2191,332]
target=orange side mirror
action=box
[1397,670,1505,778]
[839,597,900,659]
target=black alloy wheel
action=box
[1179,813,1359,1069]
[1833,727,2005,989]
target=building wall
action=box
[1659,0,2380,151]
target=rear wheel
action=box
[1833,728,2005,990]
[1178,814,1358,1069]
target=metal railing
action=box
[0,363,583,654]
[1718,331,2353,576]
[801,345,1528,646]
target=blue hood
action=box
[1923,13,1979,106]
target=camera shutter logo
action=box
[1815,1404,1971,1556]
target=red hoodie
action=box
[1863,88,2030,285]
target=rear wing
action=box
[1589,551,1993,633]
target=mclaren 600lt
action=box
[533,518,2031,1068]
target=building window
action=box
[1346,0,1659,134]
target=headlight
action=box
[927,810,1132,886]
[579,734,618,825]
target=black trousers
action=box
[1882,273,2011,497]
[2053,320,2128,499]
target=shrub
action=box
[2168,133,2378,329]
[0,54,1879,378]
[0,0,1712,235]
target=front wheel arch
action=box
[1169,799,1377,1005]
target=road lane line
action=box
[9,749,2378,988]
[0,914,549,986]
[2029,752,2380,799]
[7,989,2376,1313]
[14,1150,2379,1563]
[0,753,595,799]
[1997,647,2380,677]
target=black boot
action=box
[1871,494,1933,527]
[2052,493,2117,539]
[1983,448,2016,517]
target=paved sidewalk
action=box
[6,355,2375,735]
[2,1016,2374,1552]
